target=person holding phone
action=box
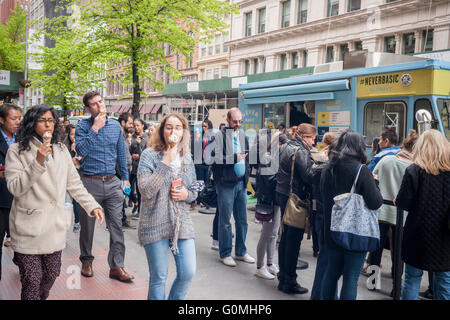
[5,105,104,300]
[137,113,198,300]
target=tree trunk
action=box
[132,56,140,119]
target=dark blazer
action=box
[320,157,383,252]
[210,127,250,187]
[396,164,450,272]
[0,132,13,208]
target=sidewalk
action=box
[0,205,430,300]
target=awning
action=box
[241,79,350,100]
[143,104,154,114]
[111,105,121,113]
[243,92,335,105]
[121,105,131,113]
[151,104,162,114]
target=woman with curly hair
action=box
[5,105,104,300]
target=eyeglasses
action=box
[231,120,242,124]
[37,118,56,124]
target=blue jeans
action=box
[321,248,366,300]
[402,264,450,300]
[216,181,248,258]
[72,200,80,224]
[144,238,196,300]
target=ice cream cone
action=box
[168,134,179,147]
[43,131,52,143]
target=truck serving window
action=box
[364,101,406,146]
[437,98,450,140]
[414,99,438,132]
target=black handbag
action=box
[255,202,274,222]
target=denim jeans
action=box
[144,238,196,300]
[216,181,248,258]
[72,199,80,224]
[321,248,366,300]
[402,264,450,300]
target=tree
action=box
[0,6,27,72]
[30,5,110,119]
[78,0,237,118]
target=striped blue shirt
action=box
[75,117,129,180]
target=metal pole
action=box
[23,3,30,112]
[393,206,404,300]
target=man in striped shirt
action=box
[75,91,134,283]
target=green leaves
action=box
[0,6,26,72]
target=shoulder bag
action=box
[282,147,310,230]
[330,164,380,252]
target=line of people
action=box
[1,96,449,300]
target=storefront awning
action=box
[241,79,349,100]
[151,104,162,114]
[243,92,335,105]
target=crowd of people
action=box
[0,93,449,300]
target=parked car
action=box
[68,114,91,126]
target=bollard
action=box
[382,199,404,300]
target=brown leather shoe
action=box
[81,262,93,277]
[109,267,135,283]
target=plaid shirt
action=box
[75,117,129,180]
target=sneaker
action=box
[235,254,255,264]
[73,223,81,233]
[296,259,309,270]
[211,240,219,251]
[122,220,136,229]
[255,267,275,280]
[220,256,237,267]
[267,264,279,276]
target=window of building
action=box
[422,29,433,52]
[258,8,266,33]
[386,0,398,3]
[214,68,220,79]
[328,0,339,17]
[206,70,212,80]
[208,37,213,55]
[201,43,206,57]
[384,36,396,53]
[253,58,259,74]
[280,54,287,70]
[223,33,229,52]
[348,0,361,12]
[245,60,250,75]
[215,35,221,54]
[187,52,193,68]
[202,69,206,80]
[355,41,363,51]
[364,101,406,146]
[281,1,291,28]
[326,46,334,63]
[303,50,308,67]
[297,0,307,24]
[245,12,252,37]
[263,58,266,72]
[291,52,298,68]
[402,33,415,54]
[339,43,349,61]
[221,67,228,78]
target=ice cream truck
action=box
[238,53,450,150]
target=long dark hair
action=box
[16,105,62,152]
[329,129,367,169]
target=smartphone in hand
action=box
[171,179,182,191]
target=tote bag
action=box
[330,164,380,252]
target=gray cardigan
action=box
[137,148,197,247]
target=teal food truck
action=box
[238,55,450,149]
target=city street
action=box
[0,204,431,300]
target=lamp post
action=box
[23,1,30,113]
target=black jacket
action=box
[0,132,13,208]
[320,157,383,252]
[130,132,148,174]
[396,164,450,272]
[209,127,250,187]
[275,138,314,200]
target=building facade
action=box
[228,0,450,76]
